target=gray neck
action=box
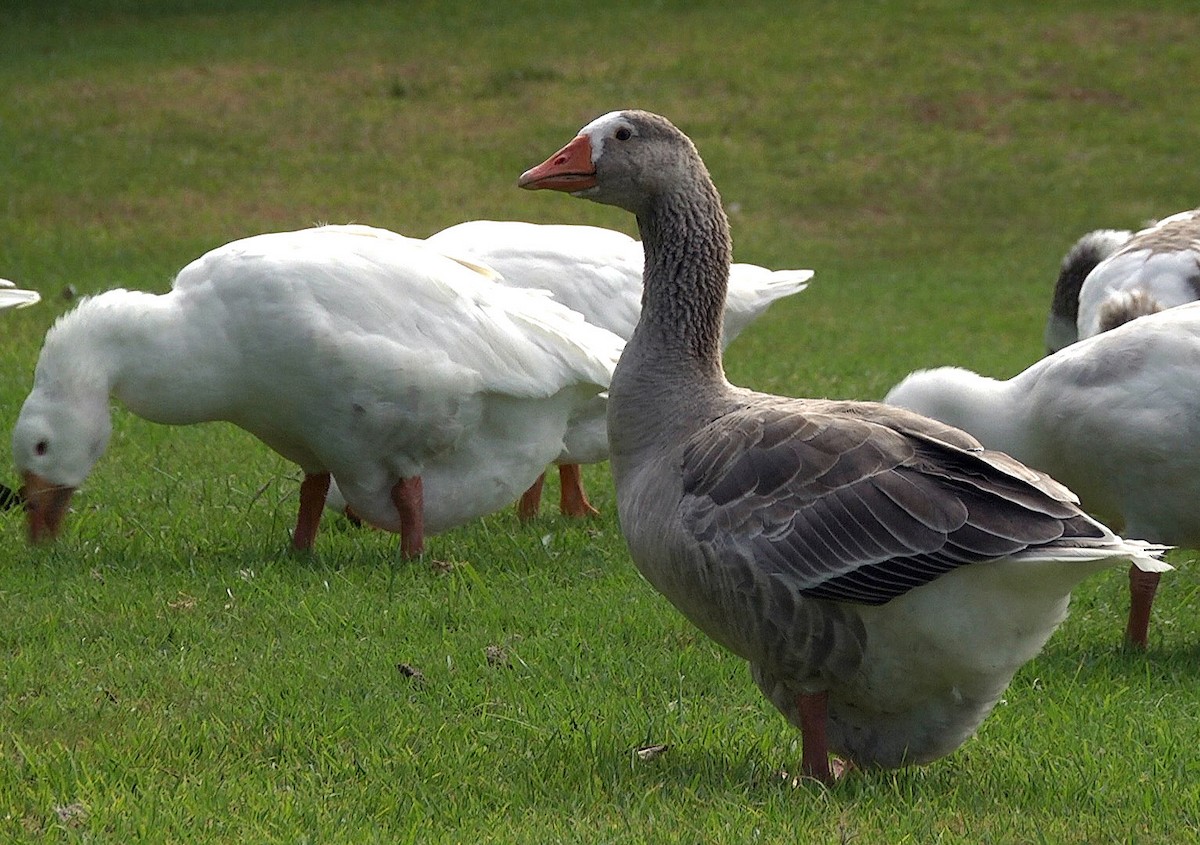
[608,179,734,464]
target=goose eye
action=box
[615,127,632,141]
[35,440,48,456]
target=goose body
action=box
[887,301,1200,647]
[519,109,1168,782]
[0,279,40,310]
[12,224,621,555]
[423,219,811,518]
[1046,210,1200,352]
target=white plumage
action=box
[1046,210,1200,352]
[887,302,1200,647]
[12,224,623,556]
[427,220,813,342]
[0,279,40,310]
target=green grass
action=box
[3,1,1200,841]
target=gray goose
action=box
[518,109,1169,784]
[1046,210,1200,354]
[1043,229,1131,354]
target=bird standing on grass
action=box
[13,224,621,557]
[519,109,1168,784]
[887,301,1200,649]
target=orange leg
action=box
[517,473,546,522]
[558,464,599,518]
[797,690,836,785]
[1125,566,1162,650]
[293,472,331,551]
[391,476,425,559]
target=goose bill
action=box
[517,135,597,192]
[21,472,75,543]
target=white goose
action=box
[1046,210,1200,353]
[887,301,1200,648]
[518,109,1168,784]
[0,279,41,310]
[12,224,622,557]
[423,219,812,518]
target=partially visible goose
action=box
[425,219,813,518]
[2,280,39,514]
[518,109,1168,783]
[12,224,621,557]
[1043,229,1131,354]
[0,279,41,310]
[888,302,1200,648]
[1047,210,1200,353]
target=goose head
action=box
[12,387,111,542]
[518,110,711,216]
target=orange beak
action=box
[21,471,76,544]
[517,135,597,192]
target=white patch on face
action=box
[577,110,630,165]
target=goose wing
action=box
[680,399,1108,606]
[0,280,40,310]
[427,220,646,339]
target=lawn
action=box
[2,1,1199,842]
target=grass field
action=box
[3,1,1200,842]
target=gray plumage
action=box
[1048,210,1200,353]
[1044,229,1131,354]
[520,109,1167,777]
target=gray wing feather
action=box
[681,400,1105,606]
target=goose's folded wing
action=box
[679,401,1107,606]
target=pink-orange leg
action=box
[293,472,331,551]
[517,473,546,522]
[1126,566,1162,650]
[798,690,836,785]
[558,464,599,518]
[391,476,425,559]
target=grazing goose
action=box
[1047,210,1200,353]
[1043,229,1131,354]
[887,302,1200,648]
[12,224,621,557]
[424,219,813,518]
[518,109,1169,784]
[0,279,41,310]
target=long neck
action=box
[631,180,732,380]
[48,291,237,425]
[904,370,1027,458]
[608,176,734,465]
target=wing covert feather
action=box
[680,401,1104,605]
